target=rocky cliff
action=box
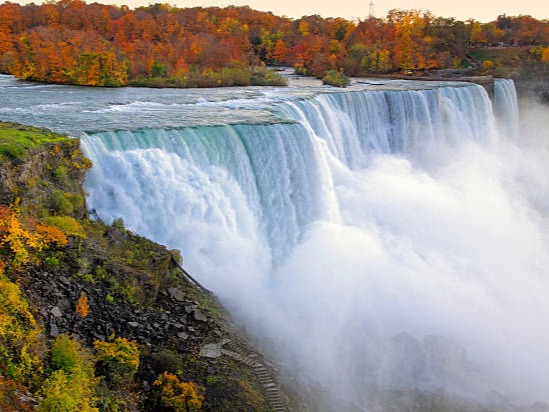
[0,122,288,411]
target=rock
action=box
[128,321,140,328]
[59,276,70,286]
[92,331,105,341]
[193,309,207,322]
[50,322,59,337]
[184,305,196,314]
[50,306,62,318]
[200,342,222,358]
[168,287,185,302]
[173,323,184,329]
[177,332,189,340]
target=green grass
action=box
[0,123,69,159]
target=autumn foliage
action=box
[154,371,205,412]
[94,336,140,377]
[75,292,89,317]
[1,1,548,86]
[0,270,45,388]
[0,206,67,267]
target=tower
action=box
[369,1,374,19]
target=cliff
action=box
[0,122,287,411]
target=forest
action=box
[0,1,548,86]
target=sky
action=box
[10,0,549,22]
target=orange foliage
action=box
[75,293,89,318]
[0,376,33,412]
[0,206,67,267]
[0,1,548,82]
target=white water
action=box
[73,79,549,407]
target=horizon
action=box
[7,0,549,23]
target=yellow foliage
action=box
[37,369,99,412]
[0,206,67,267]
[0,273,44,387]
[44,216,86,239]
[39,334,99,411]
[154,372,205,412]
[94,337,140,376]
[75,293,89,318]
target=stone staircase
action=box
[201,338,286,411]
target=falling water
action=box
[2,74,547,409]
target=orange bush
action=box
[75,293,89,318]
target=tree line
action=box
[0,0,548,86]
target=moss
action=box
[0,123,69,160]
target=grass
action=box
[0,123,69,159]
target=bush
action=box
[322,69,351,87]
[75,293,89,318]
[0,206,67,267]
[154,372,205,412]
[44,216,86,238]
[250,67,287,86]
[50,334,94,375]
[37,369,98,412]
[42,335,98,412]
[0,376,33,412]
[94,337,140,379]
[0,273,45,387]
[50,190,74,216]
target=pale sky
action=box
[12,0,549,22]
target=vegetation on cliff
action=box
[0,122,279,411]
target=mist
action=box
[82,82,549,409]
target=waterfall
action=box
[82,81,549,408]
[494,78,520,138]
[83,84,497,274]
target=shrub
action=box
[0,376,33,412]
[39,335,98,411]
[44,216,86,238]
[482,59,495,72]
[322,69,351,87]
[94,337,140,378]
[50,334,93,374]
[37,369,98,412]
[0,273,44,387]
[250,67,287,86]
[45,256,60,267]
[50,190,74,216]
[154,372,205,412]
[75,293,89,318]
[0,206,67,267]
